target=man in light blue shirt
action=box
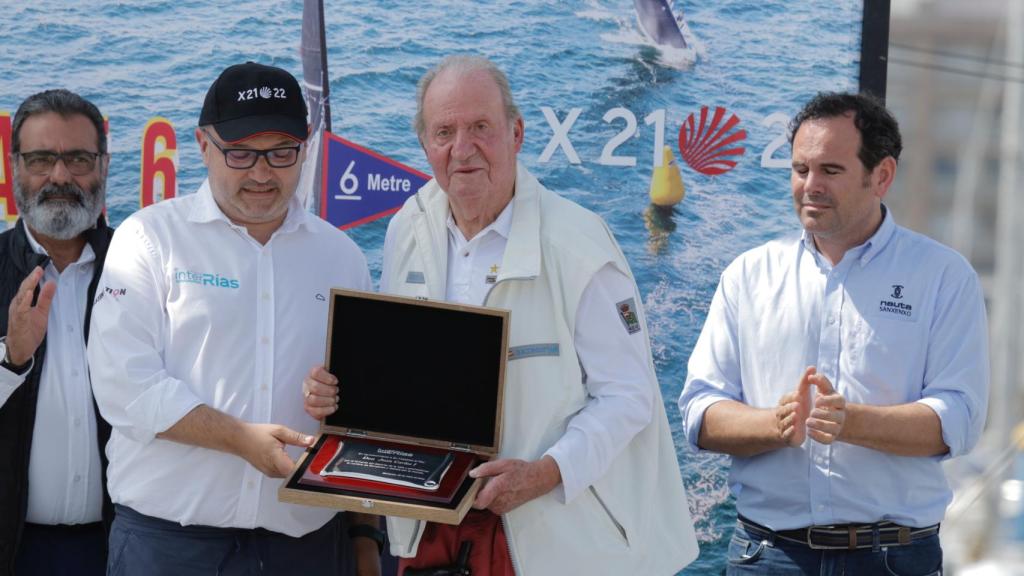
[679,92,989,574]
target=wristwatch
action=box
[348,523,385,555]
[0,339,32,375]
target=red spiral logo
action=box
[678,106,747,176]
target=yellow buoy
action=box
[648,145,686,207]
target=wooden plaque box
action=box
[279,288,509,525]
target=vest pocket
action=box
[589,486,630,547]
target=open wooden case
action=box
[279,288,509,524]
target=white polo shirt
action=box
[88,181,370,537]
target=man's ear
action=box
[195,128,211,167]
[872,156,897,200]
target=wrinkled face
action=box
[791,113,888,246]
[420,68,523,216]
[197,128,305,228]
[13,112,107,240]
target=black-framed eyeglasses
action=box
[17,150,103,176]
[202,129,301,169]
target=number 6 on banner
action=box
[336,160,361,200]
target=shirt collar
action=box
[188,178,313,235]
[801,204,895,268]
[445,198,514,246]
[22,221,96,266]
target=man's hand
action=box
[236,423,314,478]
[776,366,814,447]
[5,267,56,366]
[805,373,846,444]
[470,456,561,515]
[303,365,339,420]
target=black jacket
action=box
[0,218,114,575]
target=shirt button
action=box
[73,418,82,427]
[66,324,74,333]
[247,481,256,490]
[261,336,269,345]
[817,504,825,511]
[260,383,268,392]
[262,292,270,300]
[71,369,79,377]
[827,315,836,325]
[73,474,82,483]
[463,251,470,257]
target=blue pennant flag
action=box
[320,131,430,229]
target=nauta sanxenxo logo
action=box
[173,268,240,289]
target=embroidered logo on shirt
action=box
[891,285,904,299]
[406,271,426,284]
[616,298,642,335]
[173,268,240,289]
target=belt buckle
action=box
[805,528,835,550]
[805,526,855,550]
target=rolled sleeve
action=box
[917,391,974,458]
[917,266,989,458]
[88,218,204,443]
[679,270,745,452]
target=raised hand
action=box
[5,266,56,366]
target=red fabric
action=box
[398,510,514,576]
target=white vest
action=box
[382,165,698,575]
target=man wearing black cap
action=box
[87,62,380,575]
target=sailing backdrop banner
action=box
[0,1,880,571]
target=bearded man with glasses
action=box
[87,62,380,576]
[0,89,113,576]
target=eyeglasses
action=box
[17,150,103,176]
[202,129,301,169]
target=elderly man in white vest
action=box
[305,54,698,575]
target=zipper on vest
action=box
[482,274,537,307]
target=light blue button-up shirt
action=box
[679,208,989,529]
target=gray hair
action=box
[413,55,521,140]
[12,89,107,155]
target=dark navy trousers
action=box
[107,505,342,576]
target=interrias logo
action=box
[173,268,240,289]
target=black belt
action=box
[24,521,104,535]
[737,515,939,551]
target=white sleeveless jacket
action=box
[381,164,698,575]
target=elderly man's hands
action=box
[776,366,846,447]
[470,456,562,515]
[303,365,339,420]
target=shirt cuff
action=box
[543,441,576,504]
[0,359,31,408]
[123,377,205,444]
[916,392,969,459]
[681,393,732,453]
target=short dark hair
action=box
[789,92,902,170]
[11,89,107,155]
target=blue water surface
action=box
[1,1,861,572]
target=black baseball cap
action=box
[199,62,308,143]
